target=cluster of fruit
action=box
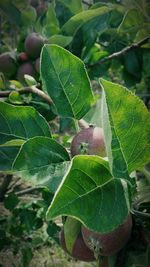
[0,32,45,83]
[59,126,132,264]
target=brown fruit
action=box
[81,215,132,256]
[71,126,106,157]
[17,62,36,83]
[60,229,95,262]
[24,32,44,59]
[35,57,40,73]
[0,52,17,79]
[18,52,29,62]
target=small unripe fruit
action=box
[24,32,44,59]
[18,52,29,62]
[81,215,132,256]
[35,57,40,73]
[0,52,17,79]
[17,62,36,83]
[60,229,95,262]
[71,126,106,157]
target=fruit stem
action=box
[74,119,80,133]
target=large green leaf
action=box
[0,102,51,145]
[41,45,94,119]
[13,137,70,192]
[61,6,113,36]
[47,156,131,233]
[100,79,150,178]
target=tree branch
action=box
[15,186,44,196]
[90,36,150,66]
[132,209,150,219]
[0,86,53,105]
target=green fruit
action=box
[17,62,36,83]
[25,32,44,59]
[0,52,17,79]
[81,214,132,256]
[60,228,95,262]
[71,126,106,157]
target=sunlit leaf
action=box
[41,44,94,119]
[100,79,150,179]
[47,156,131,233]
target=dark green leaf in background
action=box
[0,0,21,25]
[58,0,82,15]
[41,44,94,119]
[4,192,19,211]
[61,5,113,36]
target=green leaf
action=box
[48,35,73,47]
[0,139,25,172]
[0,0,21,25]
[21,246,33,267]
[47,156,131,233]
[0,146,20,172]
[13,137,70,192]
[64,217,81,253]
[4,193,19,211]
[100,79,150,178]
[61,6,113,36]
[24,75,37,87]
[0,102,51,145]
[8,91,23,104]
[21,5,37,27]
[41,44,94,119]
[118,9,144,33]
[58,0,82,14]
[43,2,59,37]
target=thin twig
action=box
[0,86,53,105]
[132,209,150,219]
[15,186,44,196]
[90,36,150,66]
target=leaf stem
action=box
[74,119,80,133]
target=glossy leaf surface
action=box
[13,137,70,192]
[41,45,94,119]
[47,156,131,233]
[100,79,150,178]
[0,102,51,145]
